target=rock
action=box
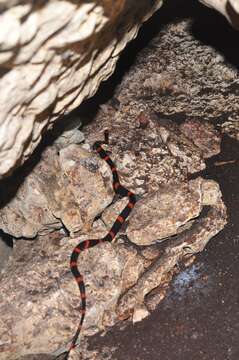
[0,225,146,359]
[0,233,118,358]
[58,144,113,233]
[126,178,211,246]
[101,198,129,230]
[16,355,54,360]
[1,110,219,239]
[179,119,221,158]
[221,119,239,141]
[86,114,209,196]
[0,0,163,178]
[0,144,113,237]
[54,127,85,149]
[116,191,227,320]
[156,117,206,173]
[0,176,227,359]
[87,16,238,143]
[132,303,150,323]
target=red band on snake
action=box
[63,131,136,359]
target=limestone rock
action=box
[117,190,227,320]
[0,180,227,359]
[156,117,206,173]
[86,114,211,197]
[0,234,122,358]
[0,110,222,240]
[0,0,163,178]
[126,177,221,246]
[0,143,113,237]
[179,119,221,158]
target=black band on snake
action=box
[63,131,137,359]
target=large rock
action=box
[0,178,227,359]
[126,178,221,246]
[0,141,114,238]
[0,0,163,178]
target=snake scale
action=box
[63,131,137,359]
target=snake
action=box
[63,130,137,359]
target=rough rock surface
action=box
[0,0,163,178]
[0,115,222,239]
[126,177,219,246]
[0,12,235,360]
[0,230,128,359]
[117,191,227,321]
[84,16,239,143]
[0,116,227,359]
[0,177,226,359]
[86,115,213,196]
[179,119,221,158]
[0,137,113,238]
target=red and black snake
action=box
[63,131,137,359]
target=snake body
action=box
[64,132,136,359]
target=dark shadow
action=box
[76,2,173,124]
[189,2,239,70]
[0,229,13,248]
[204,135,239,231]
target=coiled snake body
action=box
[64,131,137,359]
